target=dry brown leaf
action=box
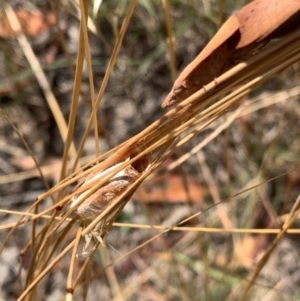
[162,0,300,108]
[11,155,38,170]
[135,172,204,204]
[0,9,56,38]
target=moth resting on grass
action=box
[71,156,147,258]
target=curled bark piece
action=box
[162,0,300,108]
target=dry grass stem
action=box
[72,0,138,170]
[162,0,176,82]
[237,194,300,301]
[4,4,76,157]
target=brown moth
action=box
[71,160,140,258]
